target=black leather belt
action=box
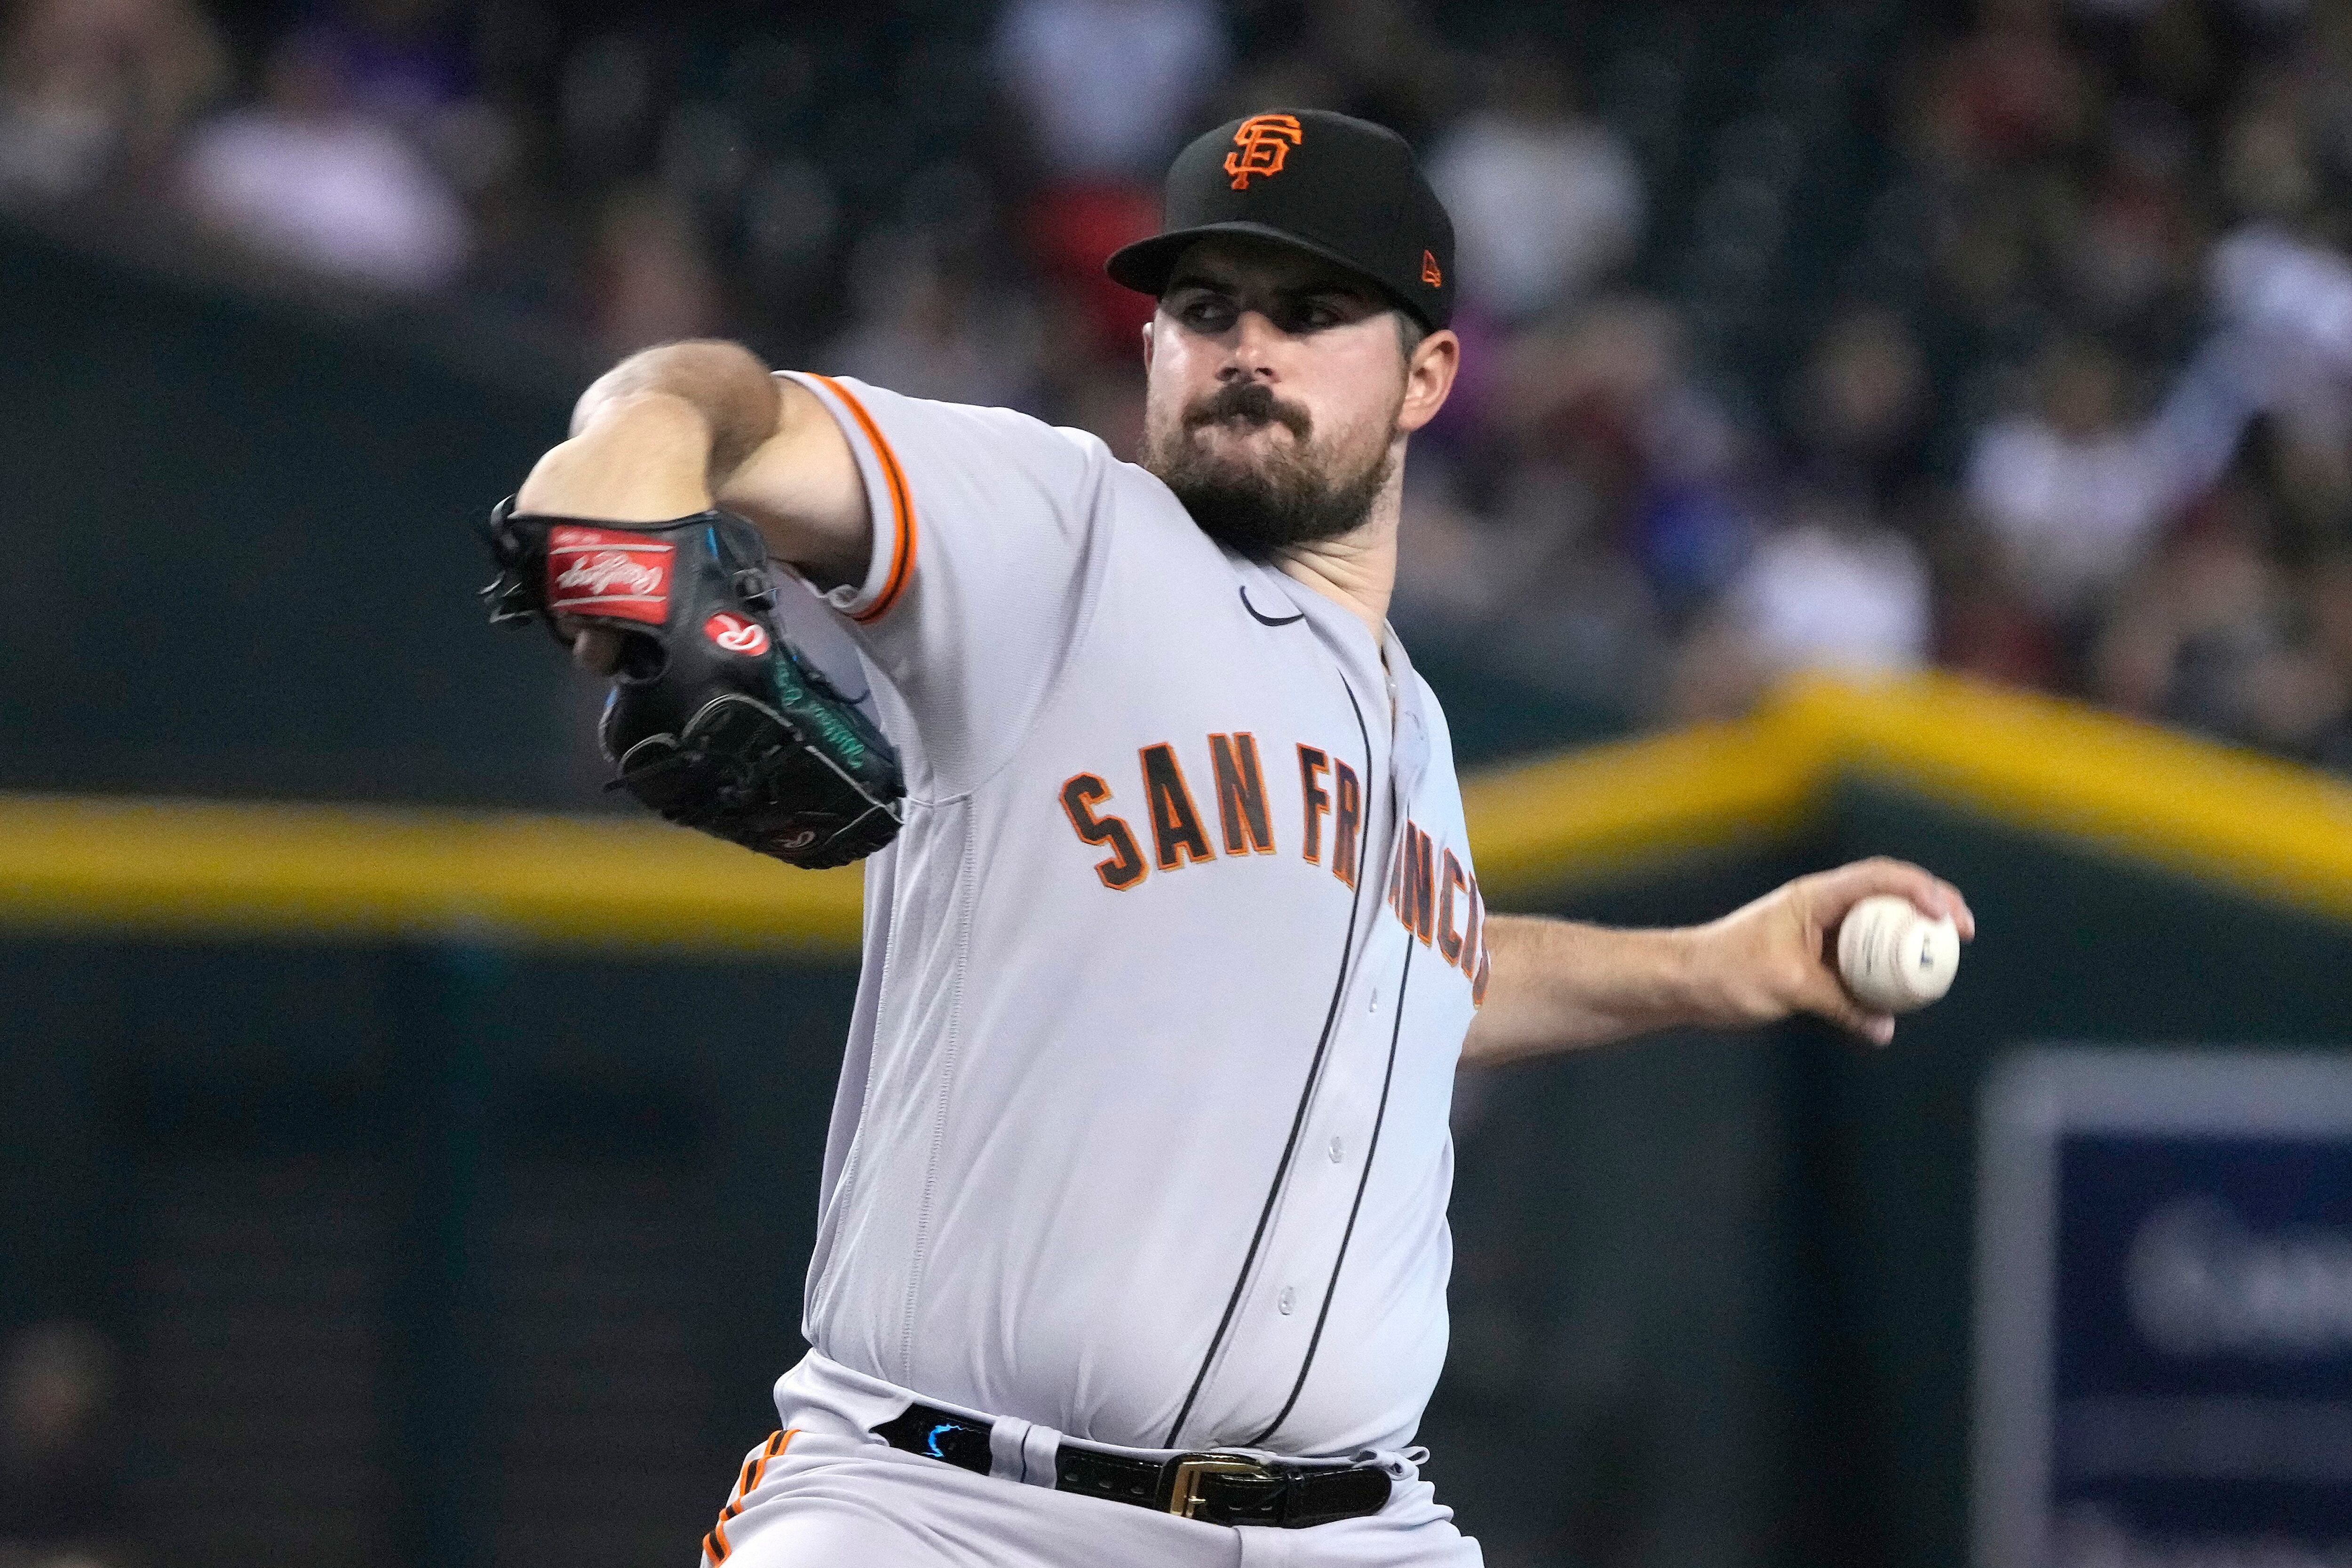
[873,1402,1392,1528]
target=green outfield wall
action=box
[0,219,588,808]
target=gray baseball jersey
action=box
[782,372,1492,1461]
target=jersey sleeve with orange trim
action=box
[777,372,1106,794]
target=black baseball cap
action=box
[1106,109,1456,330]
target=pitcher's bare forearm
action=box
[1460,918,1709,1066]
[515,340,870,586]
[1459,859,1975,1066]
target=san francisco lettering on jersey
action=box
[1053,728,1491,996]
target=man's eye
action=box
[1179,299,1234,329]
[1283,301,1347,332]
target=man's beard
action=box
[1143,379,1397,560]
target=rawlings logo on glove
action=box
[476,498,905,869]
[549,534,673,614]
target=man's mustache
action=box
[1184,379,1311,441]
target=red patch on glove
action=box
[546,527,674,625]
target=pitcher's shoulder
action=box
[791,375,1104,482]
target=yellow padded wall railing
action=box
[0,794,866,953]
[1467,673,2352,920]
[0,673,2346,953]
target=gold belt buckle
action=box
[1166,1453,1275,1519]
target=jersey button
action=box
[1368,987,1379,1013]
[1327,1136,1346,1163]
[1277,1287,1297,1315]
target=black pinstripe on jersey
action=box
[1163,671,1379,1448]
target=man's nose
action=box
[1217,310,1283,380]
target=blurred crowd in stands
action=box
[7,0,2352,771]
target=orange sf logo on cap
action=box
[1224,114,1303,189]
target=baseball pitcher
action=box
[489,109,1974,1567]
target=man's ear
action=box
[1140,317,1156,372]
[1398,329,1461,435]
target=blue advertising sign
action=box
[1976,1050,2352,1568]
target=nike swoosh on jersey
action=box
[1239,585,1306,627]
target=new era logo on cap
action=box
[1224,113,1303,189]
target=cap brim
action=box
[1105,221,1432,326]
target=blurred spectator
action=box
[1026,180,1161,361]
[1391,457,1504,636]
[0,1321,119,1561]
[995,0,1224,364]
[1934,502,2070,689]
[1234,0,1450,147]
[302,0,476,124]
[1915,0,2092,174]
[2061,108,2203,339]
[2089,482,2291,739]
[992,0,1228,181]
[2219,89,2316,227]
[2211,223,2352,430]
[2088,473,2351,770]
[1428,52,1642,324]
[0,0,226,203]
[585,183,720,358]
[1394,453,1669,720]
[1669,495,1932,720]
[180,31,469,291]
[827,233,1043,411]
[1787,305,1933,509]
[557,29,656,184]
[1965,337,2184,620]
[2294,548,2352,770]
[297,1,522,216]
[1497,296,1753,627]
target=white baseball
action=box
[1835,895,1960,1013]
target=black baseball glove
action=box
[477,499,905,868]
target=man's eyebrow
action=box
[1165,271,1375,302]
